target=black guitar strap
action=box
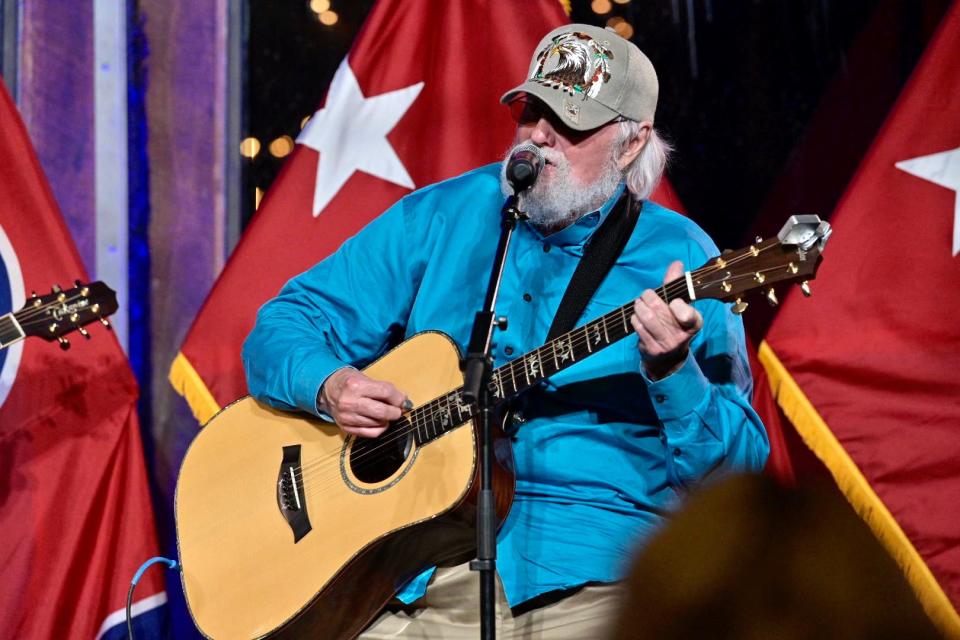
[546,192,641,342]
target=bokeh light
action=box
[239,137,260,158]
[268,135,295,158]
[591,0,612,15]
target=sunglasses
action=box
[508,97,625,138]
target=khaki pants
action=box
[360,562,624,639]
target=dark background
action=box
[245,0,950,252]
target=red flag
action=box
[170,0,682,423]
[758,3,960,635]
[0,83,166,638]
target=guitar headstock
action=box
[691,215,832,313]
[14,281,118,349]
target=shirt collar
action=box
[540,182,626,249]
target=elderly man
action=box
[243,23,768,639]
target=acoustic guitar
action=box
[175,215,831,639]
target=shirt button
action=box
[655,394,666,403]
[523,293,532,302]
[542,244,551,253]
[673,448,682,457]
[504,346,514,356]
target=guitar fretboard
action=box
[405,280,692,446]
[0,312,25,348]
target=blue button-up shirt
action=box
[242,163,768,607]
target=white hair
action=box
[616,120,672,200]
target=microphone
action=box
[505,143,544,193]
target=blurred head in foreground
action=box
[611,474,940,640]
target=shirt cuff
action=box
[643,353,710,420]
[292,352,353,417]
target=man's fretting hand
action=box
[631,260,704,381]
[318,368,410,438]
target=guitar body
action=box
[175,332,515,639]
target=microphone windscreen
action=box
[506,143,544,192]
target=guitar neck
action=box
[406,279,692,446]
[0,311,25,350]
[392,218,830,447]
[489,279,690,399]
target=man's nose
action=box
[528,117,556,147]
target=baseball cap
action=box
[501,24,658,131]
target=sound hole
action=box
[349,422,413,484]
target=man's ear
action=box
[617,121,652,170]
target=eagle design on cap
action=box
[532,31,614,99]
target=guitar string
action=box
[184,247,801,541]
[292,251,794,491]
[292,242,793,484]
[292,250,798,492]
[292,283,683,487]
[290,245,793,487]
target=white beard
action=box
[500,145,623,234]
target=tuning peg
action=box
[74,279,82,287]
[78,326,90,339]
[57,336,70,351]
[32,291,41,307]
[100,317,112,330]
[765,288,779,307]
[755,235,763,243]
[52,284,62,293]
[800,281,812,297]
[731,298,749,315]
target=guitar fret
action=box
[411,409,424,444]
[416,414,427,444]
[527,350,542,384]
[602,314,610,343]
[453,390,470,423]
[0,314,24,348]
[491,371,504,400]
[621,306,629,333]
[440,395,453,433]
[423,405,433,441]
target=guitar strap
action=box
[546,191,641,342]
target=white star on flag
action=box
[297,59,424,217]
[895,146,960,256]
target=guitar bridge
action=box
[276,445,312,542]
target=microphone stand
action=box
[463,192,524,640]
